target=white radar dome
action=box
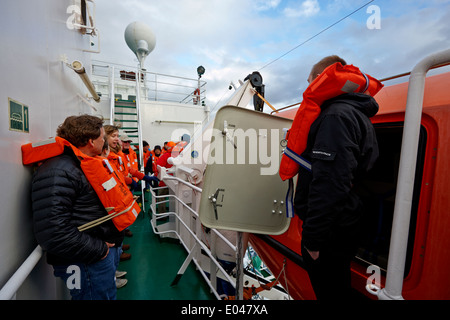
[124,21,156,68]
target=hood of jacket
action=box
[322,92,379,118]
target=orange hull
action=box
[250,71,450,300]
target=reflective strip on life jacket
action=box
[21,136,141,231]
[22,137,65,165]
[102,158,114,174]
[107,152,126,178]
[283,147,312,171]
[279,62,383,181]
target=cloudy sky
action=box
[93,0,450,112]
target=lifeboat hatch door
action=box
[199,105,292,235]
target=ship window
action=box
[354,123,426,277]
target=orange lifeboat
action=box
[249,71,450,300]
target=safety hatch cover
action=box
[199,105,293,235]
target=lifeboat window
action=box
[354,123,426,277]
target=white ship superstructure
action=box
[91,61,210,148]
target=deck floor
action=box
[116,199,214,300]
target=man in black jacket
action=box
[294,56,379,300]
[32,115,123,300]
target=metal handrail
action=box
[91,60,207,105]
[109,65,115,125]
[148,187,237,300]
[372,48,450,300]
[0,246,43,300]
[135,68,145,205]
[163,176,203,193]
[149,186,235,251]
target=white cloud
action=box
[253,0,282,11]
[284,0,320,18]
[93,0,450,110]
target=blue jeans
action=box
[115,245,123,270]
[53,247,118,300]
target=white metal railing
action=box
[91,61,207,105]
[108,65,115,125]
[135,67,145,206]
[0,246,43,300]
[149,180,235,250]
[163,175,203,193]
[148,185,238,300]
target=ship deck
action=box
[116,191,214,300]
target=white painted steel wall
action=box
[141,100,206,148]
[0,0,99,299]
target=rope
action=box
[258,0,375,71]
[246,252,291,299]
[77,200,137,232]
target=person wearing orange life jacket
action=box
[285,56,382,300]
[104,128,159,192]
[149,145,162,175]
[156,141,177,186]
[120,134,159,187]
[99,139,130,288]
[103,126,132,186]
[103,125,137,255]
[104,126,158,241]
[141,140,158,189]
[29,115,125,300]
[142,140,152,170]
[25,130,139,288]
[133,140,153,173]
[156,141,186,172]
[155,141,178,213]
[161,141,169,155]
[120,134,139,174]
[173,140,187,154]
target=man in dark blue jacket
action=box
[32,115,123,300]
[294,56,379,300]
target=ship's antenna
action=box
[124,21,156,70]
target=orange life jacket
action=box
[107,151,126,175]
[108,150,130,182]
[109,150,144,186]
[122,147,139,182]
[150,150,161,174]
[127,147,139,171]
[21,137,141,231]
[279,62,384,182]
[143,150,151,168]
[172,141,187,154]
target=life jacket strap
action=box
[283,148,312,218]
[77,200,138,232]
[286,178,295,218]
[361,72,370,93]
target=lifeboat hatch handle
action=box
[208,188,225,220]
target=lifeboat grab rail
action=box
[366,48,450,300]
